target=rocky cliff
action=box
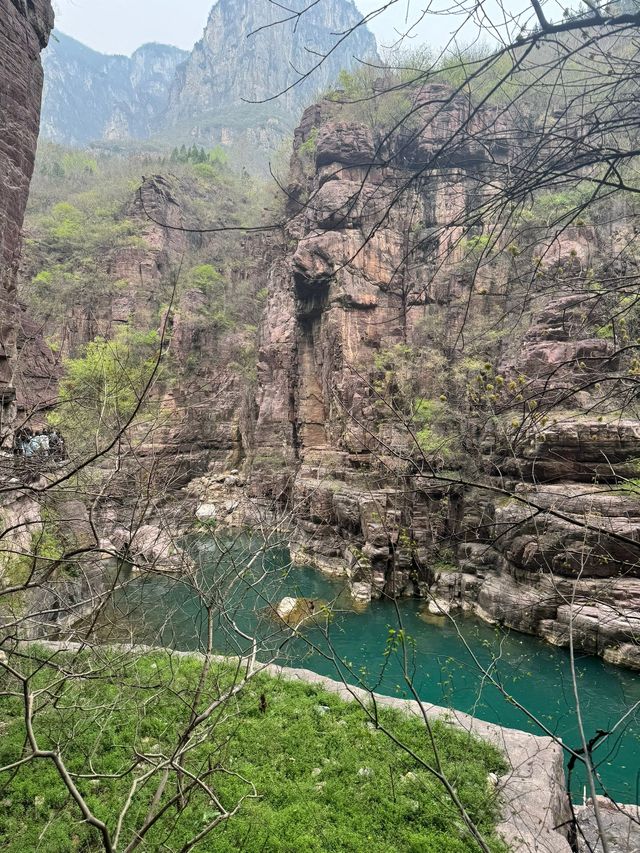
[0,0,54,439]
[41,34,188,146]
[163,0,377,156]
[19,148,281,485]
[40,0,377,166]
[193,84,640,670]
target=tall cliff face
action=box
[40,0,377,166]
[41,34,188,146]
[164,0,377,151]
[0,0,54,434]
[245,88,516,579]
[194,87,640,670]
[19,150,281,483]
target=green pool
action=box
[110,536,640,804]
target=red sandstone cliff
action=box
[194,86,640,669]
[0,0,54,434]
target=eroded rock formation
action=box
[194,85,640,669]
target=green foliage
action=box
[186,263,224,296]
[47,202,84,242]
[30,265,89,308]
[325,44,518,132]
[0,650,507,852]
[26,188,143,321]
[298,127,319,159]
[371,345,463,464]
[617,478,640,496]
[28,524,63,569]
[38,149,98,181]
[373,343,413,373]
[596,323,614,340]
[326,66,413,129]
[460,234,491,256]
[1,510,68,607]
[22,142,282,393]
[373,344,417,415]
[171,143,206,164]
[178,263,238,341]
[170,144,230,175]
[207,145,230,169]
[525,183,597,226]
[229,338,258,383]
[432,47,516,102]
[414,399,455,462]
[41,201,140,254]
[48,328,164,443]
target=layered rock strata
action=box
[0,0,54,439]
[195,86,640,669]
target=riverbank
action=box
[191,482,640,676]
[106,538,640,805]
[13,639,572,852]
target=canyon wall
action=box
[19,164,279,482]
[194,86,640,669]
[0,0,54,437]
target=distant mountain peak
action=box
[131,41,187,55]
[40,0,377,167]
[168,0,377,116]
[41,32,189,146]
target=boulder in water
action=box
[196,503,217,521]
[351,582,372,602]
[274,597,326,627]
[276,597,298,621]
[427,597,452,617]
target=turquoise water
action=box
[112,537,640,804]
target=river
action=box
[110,535,640,804]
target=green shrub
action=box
[48,327,166,444]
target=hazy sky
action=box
[50,0,502,57]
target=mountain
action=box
[162,0,378,151]
[41,33,188,146]
[40,0,378,163]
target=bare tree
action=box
[4,1,640,851]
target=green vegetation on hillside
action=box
[0,650,507,852]
[48,328,164,445]
[21,143,279,386]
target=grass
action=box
[615,478,640,496]
[0,649,507,852]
